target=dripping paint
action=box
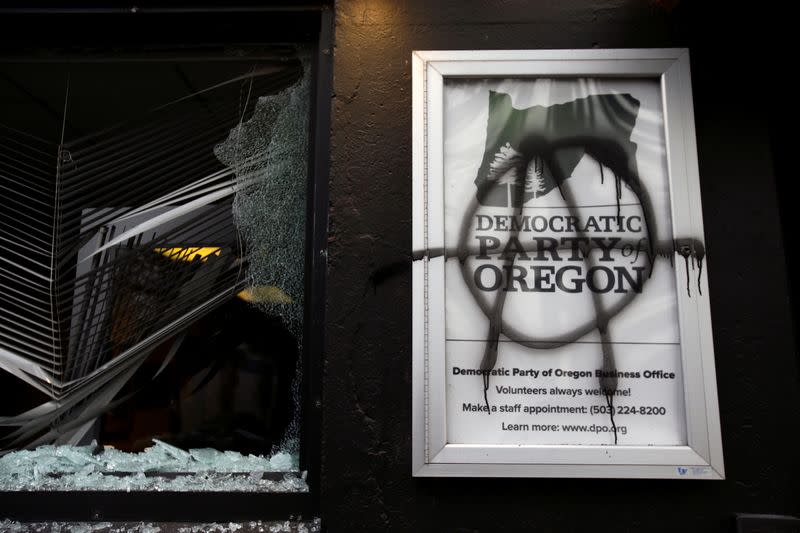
[440,77,697,448]
[412,50,725,479]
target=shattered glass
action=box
[214,60,310,454]
[0,440,306,492]
[0,520,321,533]
[0,48,311,491]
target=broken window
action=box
[0,45,317,495]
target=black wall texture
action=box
[324,1,800,531]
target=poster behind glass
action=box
[443,77,686,446]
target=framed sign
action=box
[411,49,724,479]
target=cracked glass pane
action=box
[0,520,322,533]
[0,47,310,492]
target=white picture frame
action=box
[412,49,724,479]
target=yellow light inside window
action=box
[153,247,222,262]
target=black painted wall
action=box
[324,1,800,531]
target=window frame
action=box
[0,4,331,522]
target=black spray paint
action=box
[407,91,708,445]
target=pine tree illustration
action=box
[488,142,523,207]
[524,155,546,199]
